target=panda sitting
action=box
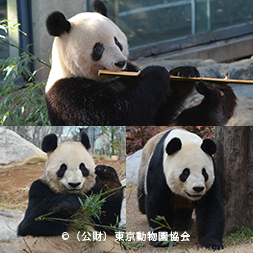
[138,129,224,250]
[17,131,123,252]
[45,0,236,126]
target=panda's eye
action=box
[114,37,123,51]
[57,163,67,178]
[91,42,104,61]
[80,163,89,177]
[179,168,190,182]
[202,168,209,182]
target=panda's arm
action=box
[88,165,123,235]
[17,179,83,236]
[46,65,171,125]
[172,81,237,125]
[195,168,224,250]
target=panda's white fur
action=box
[46,12,128,92]
[138,129,215,203]
[41,141,96,194]
[162,129,215,201]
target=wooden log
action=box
[215,126,253,232]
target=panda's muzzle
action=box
[114,60,127,69]
[68,182,81,188]
[67,182,82,191]
[186,191,202,198]
[185,186,205,199]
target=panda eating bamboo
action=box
[45,0,236,126]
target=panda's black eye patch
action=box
[80,163,89,177]
[57,163,67,178]
[91,42,104,61]
[179,168,190,182]
[114,37,123,51]
[202,168,209,182]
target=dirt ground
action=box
[126,184,253,253]
[0,159,125,211]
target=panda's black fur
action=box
[45,0,236,126]
[138,129,224,250]
[17,132,123,237]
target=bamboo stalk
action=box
[98,69,253,85]
[170,75,253,85]
[98,69,141,77]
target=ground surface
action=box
[0,159,125,211]
[126,184,253,253]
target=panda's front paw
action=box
[195,82,220,101]
[53,194,83,217]
[95,165,118,179]
[200,237,224,251]
[94,165,122,192]
[170,66,200,78]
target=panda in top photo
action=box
[137,128,224,250]
[45,0,236,126]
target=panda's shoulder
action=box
[48,77,125,95]
[29,179,54,199]
[49,77,96,92]
[152,130,172,156]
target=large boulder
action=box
[0,127,46,166]
[0,209,24,242]
[126,149,142,185]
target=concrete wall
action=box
[31,0,88,82]
[154,34,253,63]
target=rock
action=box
[0,209,24,242]
[227,58,253,80]
[119,178,126,226]
[197,67,223,78]
[227,96,253,126]
[0,127,46,166]
[126,149,142,185]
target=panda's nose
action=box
[114,60,127,69]
[193,186,204,193]
[68,182,81,188]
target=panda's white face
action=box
[47,12,128,91]
[163,130,215,201]
[44,142,96,194]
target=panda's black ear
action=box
[166,138,182,155]
[201,139,216,156]
[46,11,71,36]
[93,0,107,17]
[42,134,58,153]
[80,131,91,151]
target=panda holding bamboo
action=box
[45,0,236,126]
[16,131,124,253]
[138,129,225,250]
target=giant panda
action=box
[14,131,124,253]
[137,128,224,250]
[45,0,236,126]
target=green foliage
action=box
[223,226,253,246]
[0,20,50,125]
[101,126,126,157]
[36,185,126,249]
[149,216,189,253]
